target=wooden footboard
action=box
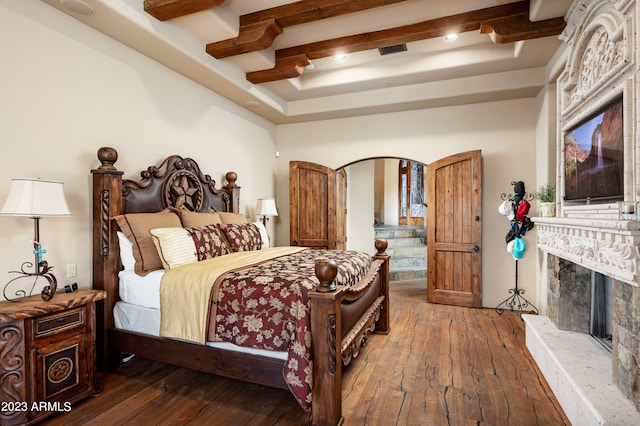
[310,240,389,426]
[91,147,390,426]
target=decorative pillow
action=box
[149,228,198,269]
[178,208,222,228]
[114,209,181,276]
[252,221,270,249]
[218,211,247,224]
[218,223,262,252]
[188,225,230,260]
[117,231,136,270]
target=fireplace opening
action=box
[589,270,613,351]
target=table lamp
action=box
[0,178,71,301]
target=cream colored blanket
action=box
[159,246,306,344]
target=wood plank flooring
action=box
[42,280,569,425]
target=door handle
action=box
[474,245,480,253]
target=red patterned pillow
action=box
[218,223,262,252]
[187,225,230,260]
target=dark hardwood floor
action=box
[43,280,569,425]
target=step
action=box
[374,227,425,240]
[385,237,426,247]
[388,246,426,258]
[391,256,427,270]
[389,268,427,281]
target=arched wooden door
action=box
[289,161,346,249]
[427,150,482,307]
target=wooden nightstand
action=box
[0,289,106,425]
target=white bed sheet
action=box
[118,269,163,309]
[115,276,287,361]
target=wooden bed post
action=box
[224,171,240,214]
[91,147,123,371]
[308,295,343,426]
[373,238,390,333]
[309,259,344,426]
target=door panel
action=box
[290,161,336,249]
[427,150,482,307]
[335,168,347,250]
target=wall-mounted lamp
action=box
[0,178,71,301]
[255,198,278,227]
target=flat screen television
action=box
[564,98,624,201]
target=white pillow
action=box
[117,231,136,271]
[252,221,270,248]
[149,227,198,269]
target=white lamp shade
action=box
[0,178,71,217]
[256,198,278,217]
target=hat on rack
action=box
[516,200,530,221]
[505,228,516,244]
[512,237,526,259]
[514,181,525,195]
[519,217,535,236]
[498,200,515,220]
[506,239,515,254]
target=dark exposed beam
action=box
[247,1,566,84]
[206,0,407,59]
[206,20,284,58]
[144,0,224,21]
[480,13,567,43]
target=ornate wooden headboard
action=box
[90,146,240,367]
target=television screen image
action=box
[564,99,623,201]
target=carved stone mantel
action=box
[534,216,640,286]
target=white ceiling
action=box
[44,0,572,124]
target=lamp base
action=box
[3,261,58,302]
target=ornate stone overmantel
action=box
[535,217,640,286]
[530,0,640,417]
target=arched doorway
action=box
[289,150,482,307]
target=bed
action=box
[90,147,390,425]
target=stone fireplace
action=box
[524,0,640,423]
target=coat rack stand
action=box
[495,181,539,315]
[495,259,538,314]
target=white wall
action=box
[345,161,375,254]
[384,159,400,226]
[0,1,277,299]
[276,99,538,308]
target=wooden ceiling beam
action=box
[246,55,311,84]
[207,0,407,59]
[480,13,567,44]
[144,0,225,21]
[206,20,284,58]
[247,1,566,84]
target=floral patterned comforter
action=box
[210,249,372,411]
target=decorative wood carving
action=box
[327,313,337,375]
[121,155,233,214]
[341,296,384,366]
[315,258,338,293]
[100,190,110,257]
[0,324,25,411]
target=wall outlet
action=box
[66,263,77,278]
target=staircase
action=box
[374,225,427,281]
